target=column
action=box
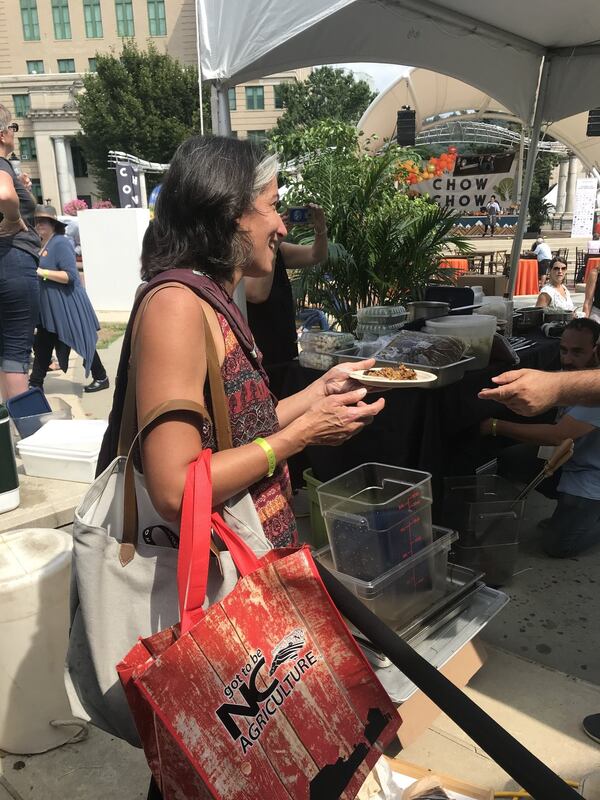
[564,155,579,214]
[52,136,73,212]
[64,139,78,200]
[555,158,569,214]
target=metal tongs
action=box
[476,439,574,544]
[515,438,574,501]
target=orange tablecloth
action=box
[514,259,539,295]
[440,258,469,275]
[585,257,600,282]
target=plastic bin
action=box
[7,388,51,437]
[443,475,525,586]
[16,419,108,483]
[9,397,72,441]
[317,463,433,580]
[425,314,496,370]
[302,468,328,549]
[313,527,457,628]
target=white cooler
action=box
[16,419,108,483]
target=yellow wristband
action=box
[254,437,276,478]
[491,418,498,437]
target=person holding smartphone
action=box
[245,202,328,398]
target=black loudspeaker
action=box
[586,109,600,136]
[396,109,416,146]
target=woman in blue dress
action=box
[29,205,109,393]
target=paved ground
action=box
[2,253,600,797]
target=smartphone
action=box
[287,206,313,225]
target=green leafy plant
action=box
[274,122,471,331]
[527,196,553,232]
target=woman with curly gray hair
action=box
[0,102,41,400]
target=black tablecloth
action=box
[285,335,561,511]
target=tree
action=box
[526,150,561,230]
[272,67,376,139]
[76,42,211,201]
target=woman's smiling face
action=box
[238,177,287,278]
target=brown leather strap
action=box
[118,282,236,565]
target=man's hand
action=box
[478,369,562,416]
[0,216,27,237]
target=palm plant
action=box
[281,136,472,332]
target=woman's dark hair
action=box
[550,256,567,269]
[141,136,276,283]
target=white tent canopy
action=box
[197,0,600,125]
[357,69,600,173]
[197,0,600,295]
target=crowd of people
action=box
[0,103,107,403]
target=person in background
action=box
[478,349,600,749]
[245,202,329,398]
[583,262,600,323]
[480,319,600,558]
[0,104,41,400]
[29,205,109,393]
[532,236,553,287]
[535,256,574,313]
[483,194,500,237]
[587,232,600,256]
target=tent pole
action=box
[514,123,526,205]
[217,84,232,136]
[506,57,552,299]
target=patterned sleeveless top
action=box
[201,312,297,548]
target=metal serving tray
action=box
[333,347,476,388]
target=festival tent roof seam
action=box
[196,0,600,125]
[357,69,600,173]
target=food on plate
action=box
[363,365,417,381]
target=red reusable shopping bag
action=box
[117,450,400,799]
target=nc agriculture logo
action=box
[215,629,317,754]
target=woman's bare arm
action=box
[135,288,381,519]
[583,269,598,317]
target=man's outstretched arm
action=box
[479,369,600,416]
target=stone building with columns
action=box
[0,0,308,211]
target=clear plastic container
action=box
[355,321,405,341]
[299,330,355,353]
[298,350,338,370]
[357,306,408,325]
[425,314,496,370]
[313,527,457,627]
[317,463,433,580]
[443,475,524,586]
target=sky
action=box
[331,62,410,93]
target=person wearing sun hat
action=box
[30,204,109,392]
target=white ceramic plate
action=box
[350,368,437,388]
